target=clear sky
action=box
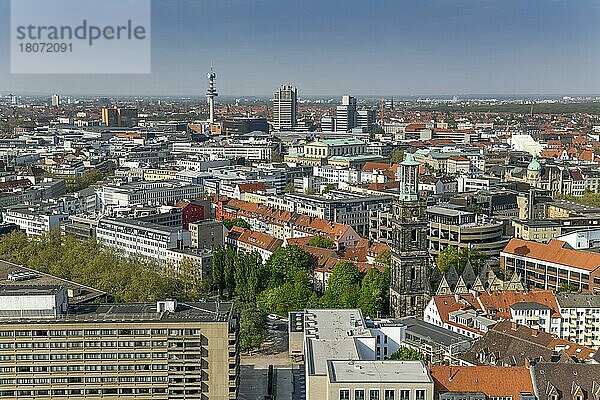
[1,0,599,97]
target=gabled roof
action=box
[431,366,535,399]
[477,289,560,318]
[230,227,283,253]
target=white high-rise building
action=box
[273,85,298,131]
[51,94,60,107]
[336,95,357,132]
[357,108,376,130]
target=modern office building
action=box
[288,309,434,400]
[51,94,60,107]
[356,108,376,131]
[101,107,139,127]
[336,95,357,132]
[222,117,269,135]
[273,85,298,131]
[427,206,509,257]
[1,207,68,236]
[96,218,191,260]
[190,220,224,250]
[0,286,239,399]
[501,238,600,292]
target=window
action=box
[370,390,380,400]
[416,390,425,400]
[400,390,410,400]
[340,389,350,400]
[355,390,365,400]
[385,390,395,400]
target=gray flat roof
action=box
[510,302,550,310]
[557,293,600,308]
[0,261,106,304]
[327,360,432,384]
[400,317,474,347]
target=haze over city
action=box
[1,0,599,96]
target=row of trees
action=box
[211,245,391,350]
[0,231,209,303]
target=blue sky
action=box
[0,0,599,96]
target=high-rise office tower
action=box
[356,108,376,130]
[101,106,139,127]
[320,115,336,132]
[336,95,357,132]
[273,85,298,131]
[206,66,218,123]
[389,154,431,317]
[51,94,60,107]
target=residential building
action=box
[273,85,298,131]
[0,287,239,399]
[226,227,283,263]
[556,293,600,348]
[431,366,536,400]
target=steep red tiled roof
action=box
[431,366,535,398]
[237,182,266,193]
[477,290,560,318]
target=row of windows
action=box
[0,388,166,397]
[0,329,201,337]
[0,352,193,361]
[340,389,426,400]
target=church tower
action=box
[389,154,431,317]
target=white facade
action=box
[2,209,67,236]
[96,218,191,261]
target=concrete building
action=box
[501,238,600,292]
[96,218,191,261]
[427,206,508,257]
[0,287,239,399]
[190,219,224,250]
[336,95,357,132]
[556,293,600,348]
[273,85,298,131]
[288,309,434,400]
[1,207,67,236]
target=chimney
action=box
[532,329,539,337]
[511,322,518,331]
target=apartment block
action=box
[0,286,239,399]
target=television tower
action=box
[206,64,218,123]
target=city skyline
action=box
[1,0,599,96]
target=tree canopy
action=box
[388,347,426,361]
[223,218,251,230]
[307,235,334,249]
[0,231,209,303]
[435,246,487,274]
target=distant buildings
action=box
[273,85,298,131]
[51,94,60,107]
[336,95,357,132]
[101,106,139,127]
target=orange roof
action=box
[362,162,390,172]
[539,149,563,159]
[448,155,469,162]
[431,366,534,398]
[225,199,295,224]
[234,228,283,252]
[477,290,560,318]
[502,238,600,272]
[293,214,353,238]
[432,294,479,325]
[237,182,266,193]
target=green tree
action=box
[435,246,461,274]
[389,148,404,164]
[265,245,311,287]
[239,303,266,351]
[177,257,210,301]
[284,182,296,193]
[321,261,361,308]
[358,267,390,318]
[374,248,391,266]
[558,283,579,293]
[223,218,250,230]
[322,183,335,194]
[211,245,226,296]
[307,236,334,249]
[388,347,425,361]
